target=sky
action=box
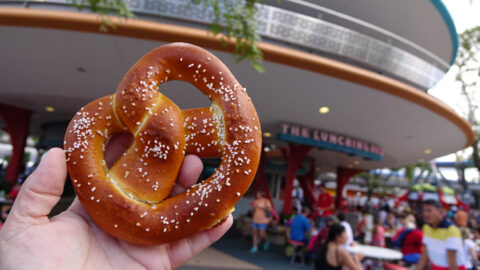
[428,0,480,181]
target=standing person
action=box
[316,183,334,227]
[338,212,354,247]
[392,217,423,264]
[362,211,374,244]
[356,210,366,242]
[315,223,364,270]
[250,190,272,253]
[292,181,304,215]
[415,200,467,270]
[371,216,385,247]
[456,209,468,228]
[378,199,389,224]
[461,228,477,270]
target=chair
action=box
[288,239,305,265]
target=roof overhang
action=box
[0,8,473,172]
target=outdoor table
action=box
[346,244,402,260]
[384,232,395,238]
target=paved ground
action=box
[179,228,311,270]
[180,247,261,270]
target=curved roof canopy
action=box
[0,9,472,172]
[269,0,458,66]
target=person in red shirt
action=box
[6,183,21,201]
[314,183,334,229]
[317,184,334,217]
[393,218,424,264]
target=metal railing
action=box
[0,0,447,89]
[282,0,450,69]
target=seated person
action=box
[338,212,354,248]
[315,223,364,270]
[288,207,312,245]
[308,215,339,253]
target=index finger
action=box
[169,154,203,196]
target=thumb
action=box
[5,148,67,229]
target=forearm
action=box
[342,252,363,270]
[414,248,428,270]
[470,249,477,266]
[448,262,458,270]
[414,258,427,270]
[447,250,458,270]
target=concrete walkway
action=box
[179,229,311,270]
[179,248,262,270]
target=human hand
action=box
[0,136,232,270]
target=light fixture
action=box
[76,66,87,73]
[348,164,353,168]
[263,132,272,138]
[353,160,360,165]
[318,106,330,114]
[45,106,55,112]
[263,146,271,152]
[418,158,425,163]
[424,149,432,155]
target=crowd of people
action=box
[0,182,20,230]
[2,152,480,269]
[249,183,480,270]
[0,155,42,229]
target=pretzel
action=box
[63,43,261,245]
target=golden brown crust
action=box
[183,107,223,158]
[64,43,261,245]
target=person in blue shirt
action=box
[289,207,312,244]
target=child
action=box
[371,216,385,247]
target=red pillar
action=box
[336,167,364,208]
[251,147,278,218]
[0,103,32,184]
[298,159,317,206]
[281,143,312,215]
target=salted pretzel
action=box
[64,43,261,245]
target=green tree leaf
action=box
[455,26,480,176]
[73,0,265,72]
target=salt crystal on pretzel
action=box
[64,43,262,245]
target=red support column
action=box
[336,167,364,208]
[251,147,279,219]
[251,152,264,196]
[281,143,312,215]
[252,149,272,203]
[0,103,32,184]
[298,159,317,206]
